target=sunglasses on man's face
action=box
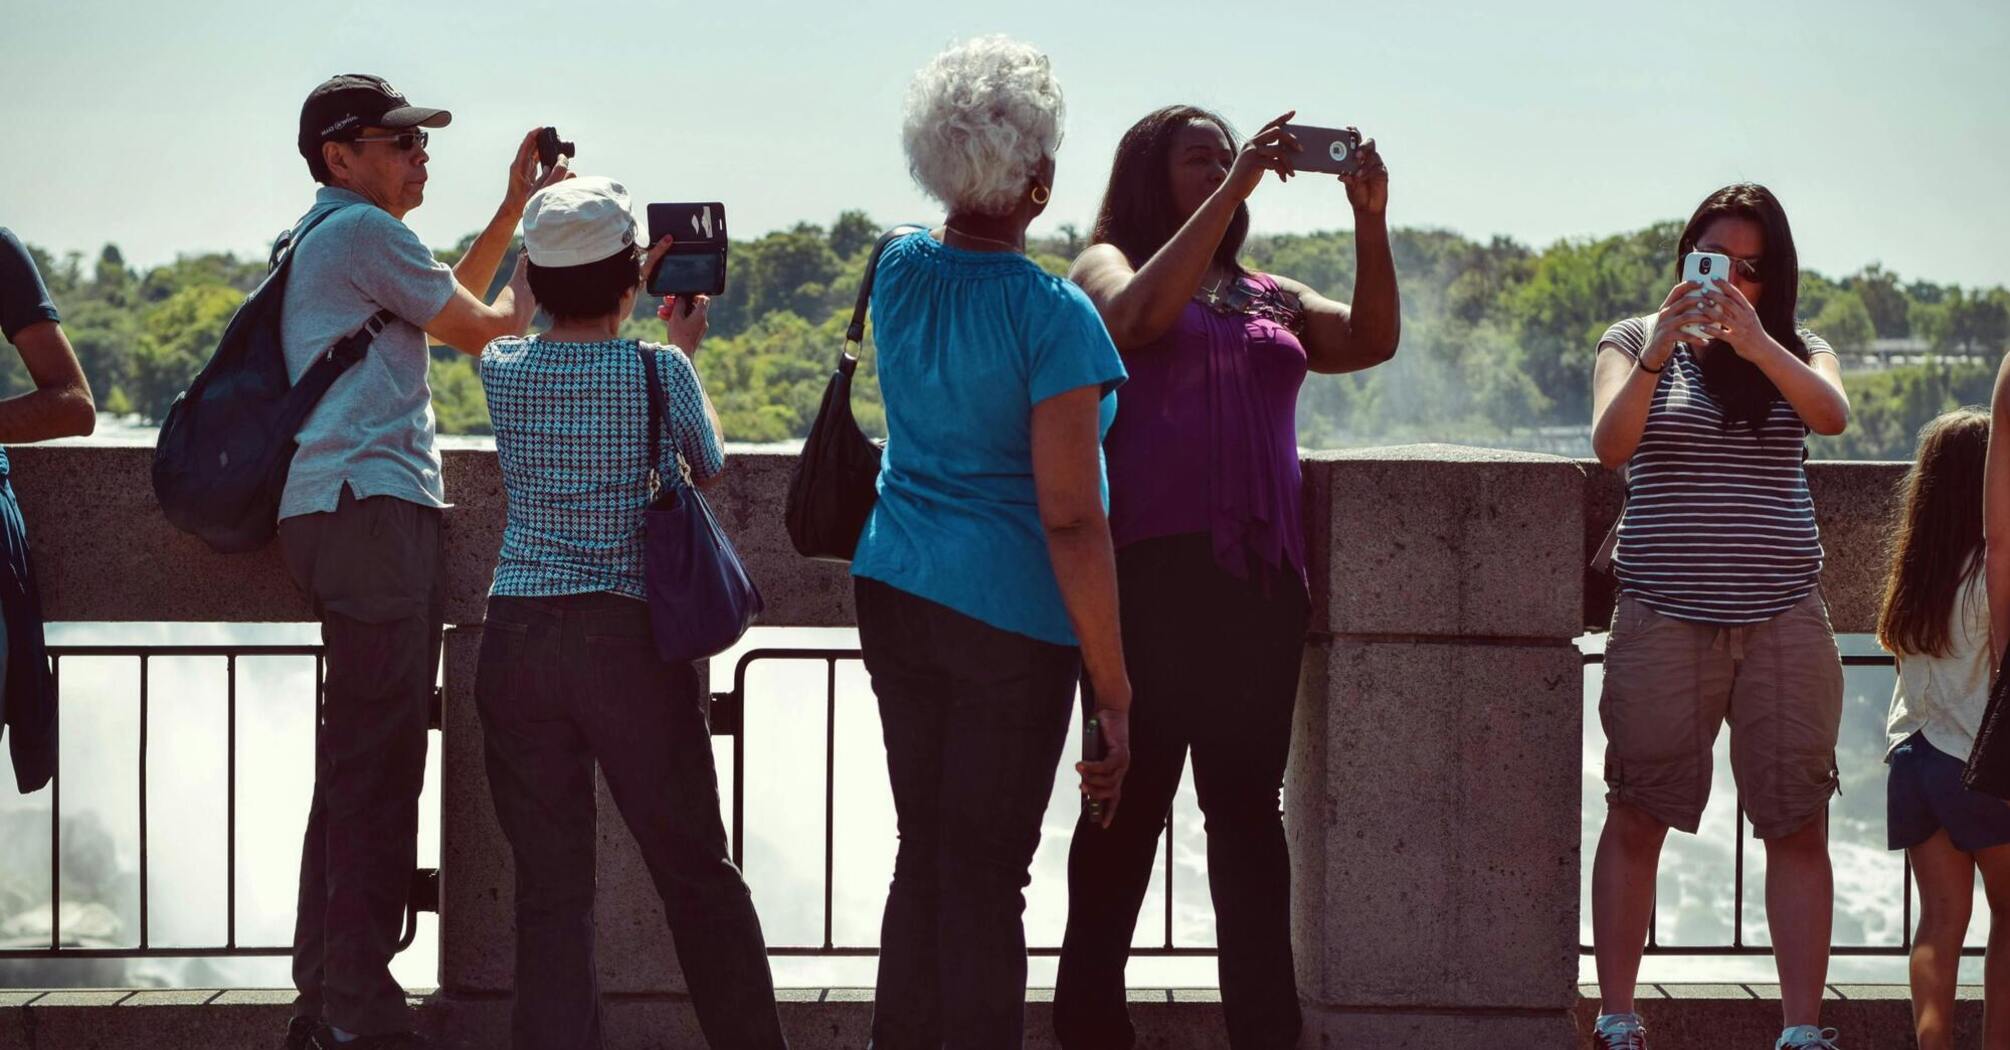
[347,130,429,153]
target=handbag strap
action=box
[639,344,666,495]
[838,224,930,374]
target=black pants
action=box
[475,592,787,1050]
[1053,534,1309,1050]
[279,488,444,1036]
[854,577,1080,1050]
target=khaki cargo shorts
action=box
[1599,589,1844,839]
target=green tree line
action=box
[14,213,2010,460]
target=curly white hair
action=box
[901,36,1065,217]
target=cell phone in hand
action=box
[1278,123,1362,176]
[1681,251,1730,340]
[1083,715,1107,825]
[646,202,729,305]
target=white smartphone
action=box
[1680,251,1730,340]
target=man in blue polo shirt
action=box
[278,75,567,1050]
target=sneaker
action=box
[283,1017,321,1050]
[1776,1026,1841,1049]
[1593,1012,1647,1050]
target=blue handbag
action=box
[639,346,762,663]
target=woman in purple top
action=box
[1053,106,1401,1050]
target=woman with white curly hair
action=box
[849,35,1132,1048]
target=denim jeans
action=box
[854,577,1080,1050]
[1053,534,1309,1050]
[279,488,443,1037]
[475,591,788,1050]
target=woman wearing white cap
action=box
[473,175,789,1050]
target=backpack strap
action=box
[280,204,398,370]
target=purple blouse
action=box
[1104,272,1309,583]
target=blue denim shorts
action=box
[1887,731,2010,852]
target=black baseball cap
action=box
[297,74,452,163]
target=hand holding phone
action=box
[1082,717,1108,825]
[1279,123,1363,176]
[1077,703,1130,829]
[1680,251,1730,340]
[646,203,729,299]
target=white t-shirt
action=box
[1885,568,1994,761]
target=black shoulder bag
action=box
[1965,645,2010,799]
[783,224,926,561]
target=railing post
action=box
[1288,445,1586,1044]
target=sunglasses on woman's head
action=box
[347,130,429,153]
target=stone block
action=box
[439,623,707,996]
[1302,445,1586,641]
[15,446,854,627]
[1580,459,1905,634]
[1287,639,1580,1011]
[439,625,512,993]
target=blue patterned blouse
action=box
[479,336,723,599]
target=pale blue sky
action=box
[5,0,2007,286]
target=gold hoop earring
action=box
[1030,185,1051,205]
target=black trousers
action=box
[854,577,1081,1050]
[279,488,444,1036]
[1053,534,1309,1050]
[475,591,787,1050]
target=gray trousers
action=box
[280,486,443,1036]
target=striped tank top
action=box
[1602,316,1836,626]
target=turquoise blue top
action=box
[851,233,1125,646]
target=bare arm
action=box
[459,128,571,292]
[657,289,727,490]
[0,321,94,441]
[1590,347,1659,469]
[1069,113,1298,349]
[1987,353,2010,663]
[1703,281,1850,436]
[1274,136,1399,374]
[1591,285,1716,468]
[1031,385,1132,825]
[424,251,536,356]
[1268,242,1400,375]
[1752,347,1849,437]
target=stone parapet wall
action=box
[1,445,1916,1048]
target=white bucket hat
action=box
[522,176,639,267]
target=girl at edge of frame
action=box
[1052,106,1399,1050]
[1878,407,2010,1050]
[1586,183,1851,1050]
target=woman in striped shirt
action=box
[1586,184,1851,1050]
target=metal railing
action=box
[0,644,433,962]
[1,640,1200,965]
[1578,649,1975,958]
[711,646,1209,957]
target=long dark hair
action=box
[1876,408,1989,658]
[1090,105,1249,273]
[1675,183,1809,429]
